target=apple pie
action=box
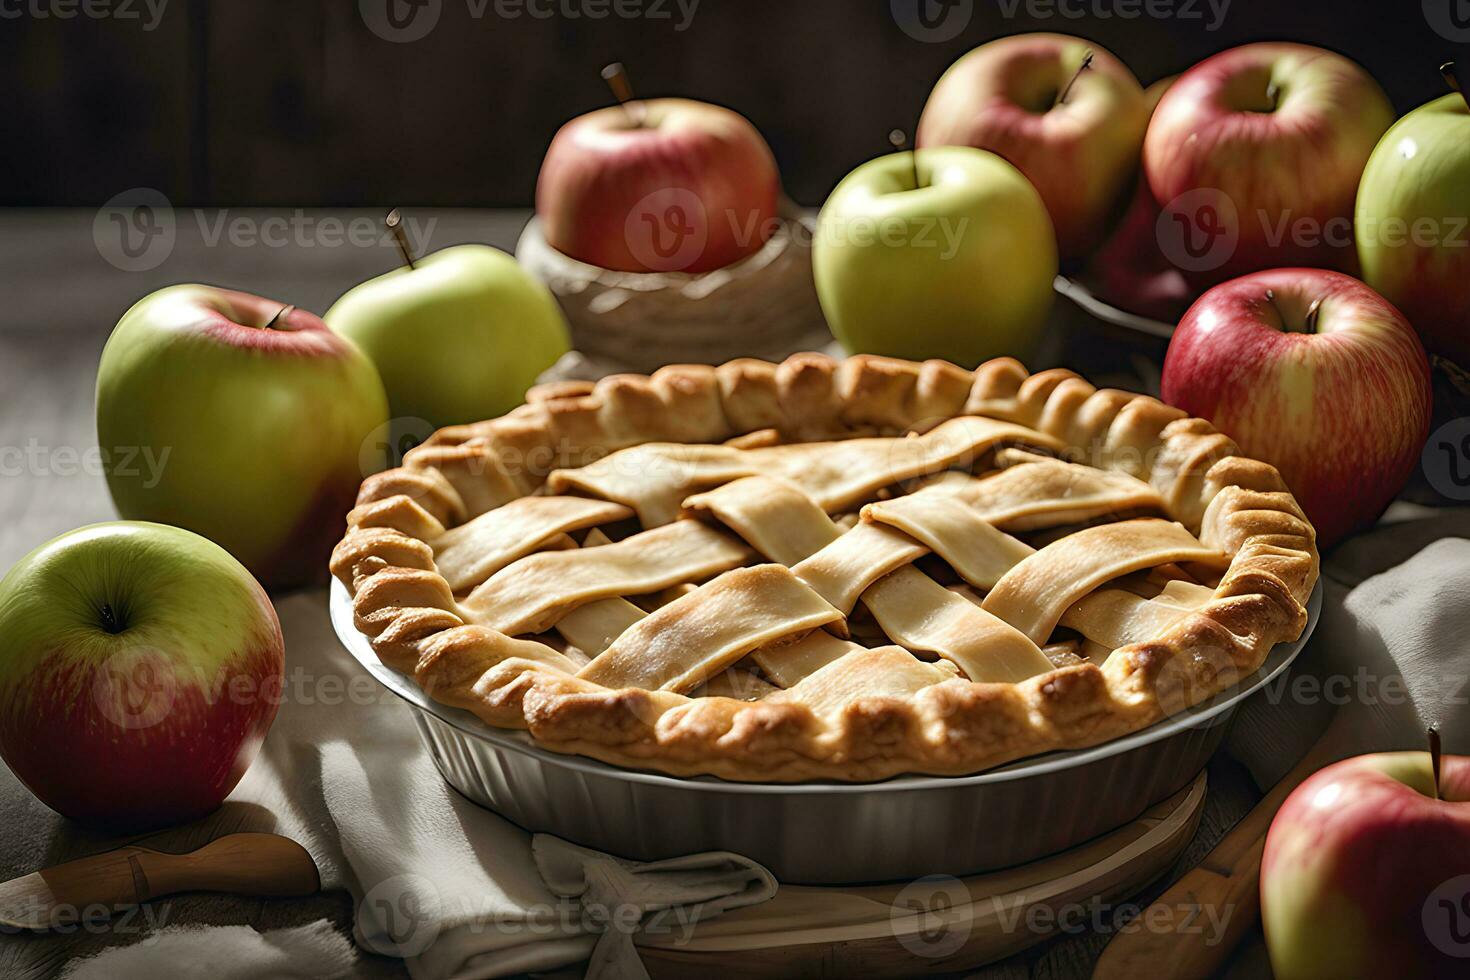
[331,353,1318,781]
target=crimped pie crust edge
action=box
[330,353,1319,782]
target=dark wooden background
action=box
[1,0,1462,208]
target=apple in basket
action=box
[97,285,390,589]
[1145,42,1394,288]
[1262,745,1470,979]
[536,65,781,274]
[1355,66,1470,367]
[0,522,284,830]
[1160,268,1431,548]
[917,32,1150,260]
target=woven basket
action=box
[516,203,832,374]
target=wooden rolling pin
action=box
[1091,737,1338,979]
[0,833,320,930]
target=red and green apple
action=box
[0,522,284,830]
[1262,750,1470,978]
[536,97,780,273]
[97,285,390,589]
[917,32,1149,260]
[1161,268,1432,548]
[1145,43,1394,288]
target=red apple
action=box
[1262,751,1470,979]
[536,97,780,274]
[97,285,390,589]
[917,33,1149,260]
[0,522,284,830]
[1161,269,1431,547]
[1145,43,1394,288]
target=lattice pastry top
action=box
[331,353,1318,782]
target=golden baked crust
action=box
[331,353,1318,782]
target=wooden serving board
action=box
[640,773,1206,978]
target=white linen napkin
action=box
[77,588,774,980]
[1226,504,1470,786]
[532,836,777,980]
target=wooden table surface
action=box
[0,208,1273,979]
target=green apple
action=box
[813,145,1057,367]
[1356,89,1470,366]
[325,243,571,430]
[97,285,390,589]
[0,522,284,829]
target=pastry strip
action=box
[983,519,1228,643]
[462,520,755,636]
[1060,578,1215,650]
[919,458,1164,530]
[554,598,647,657]
[770,646,958,716]
[547,444,755,527]
[432,496,634,592]
[755,416,1066,513]
[697,668,780,701]
[864,567,1056,682]
[686,476,1055,683]
[751,630,865,688]
[863,494,1035,589]
[792,522,927,614]
[578,565,843,693]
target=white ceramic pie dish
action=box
[329,578,1320,884]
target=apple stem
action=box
[1055,50,1094,107]
[601,62,644,128]
[1430,725,1443,800]
[386,209,416,270]
[1443,62,1468,109]
[1303,298,1322,334]
[262,304,293,331]
[889,129,923,190]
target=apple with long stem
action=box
[918,33,1149,261]
[536,63,781,274]
[1356,63,1470,366]
[1161,268,1432,548]
[0,522,284,830]
[1263,729,1470,978]
[325,210,570,431]
[97,285,390,588]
